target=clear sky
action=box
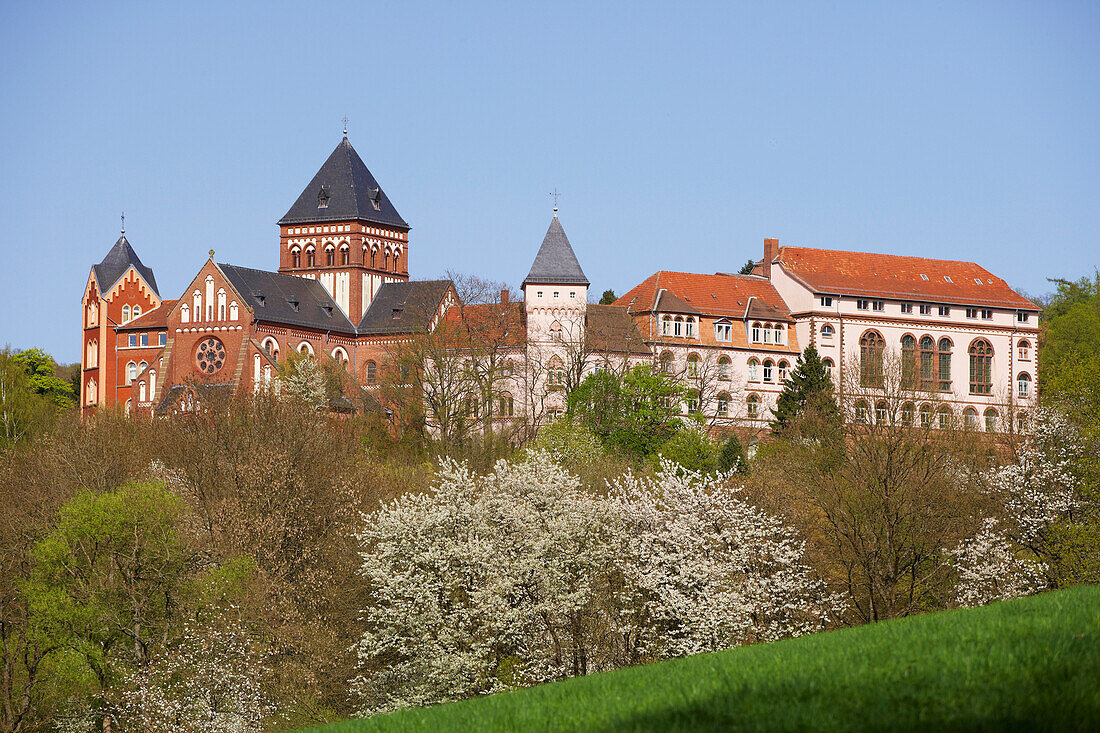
[1,1,1097,362]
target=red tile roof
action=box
[117,300,178,330]
[772,247,1038,310]
[616,272,791,320]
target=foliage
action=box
[529,416,604,466]
[654,428,721,474]
[770,345,840,436]
[1039,271,1100,435]
[0,347,74,450]
[717,434,748,474]
[11,348,77,408]
[277,352,327,409]
[566,365,685,457]
[598,289,617,305]
[737,258,756,275]
[317,586,1100,732]
[351,453,835,715]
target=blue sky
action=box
[1,1,1097,362]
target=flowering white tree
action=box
[113,620,276,732]
[951,408,1086,607]
[277,355,326,409]
[352,453,836,715]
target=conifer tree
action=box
[771,345,840,434]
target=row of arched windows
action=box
[852,400,1026,433]
[751,322,785,345]
[859,330,1000,395]
[120,304,142,323]
[290,242,402,272]
[181,288,238,324]
[661,315,697,338]
[748,357,790,383]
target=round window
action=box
[195,337,227,374]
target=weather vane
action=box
[342,116,349,136]
[121,212,125,234]
[550,188,561,215]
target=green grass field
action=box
[307,586,1100,732]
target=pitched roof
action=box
[118,300,177,331]
[773,246,1038,310]
[585,304,651,355]
[523,216,589,286]
[616,271,792,320]
[357,280,453,335]
[278,136,408,228]
[442,301,527,349]
[217,264,357,334]
[93,235,159,296]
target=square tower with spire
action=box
[277,134,410,321]
[522,212,590,345]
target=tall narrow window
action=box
[969,339,993,394]
[859,330,885,387]
[326,248,335,267]
[365,360,377,384]
[748,358,759,381]
[341,246,349,265]
[687,353,700,377]
[660,351,673,374]
[778,360,790,383]
[685,318,695,338]
[984,408,998,433]
[901,335,916,386]
[218,289,227,320]
[752,322,762,343]
[674,317,682,337]
[1017,372,1031,398]
[938,338,952,391]
[292,248,301,268]
[716,392,729,416]
[747,394,760,419]
[718,356,731,380]
[307,248,315,267]
[662,316,672,336]
[1017,340,1030,361]
[773,324,783,344]
[127,361,137,384]
[921,336,936,388]
[122,305,131,322]
[763,359,774,382]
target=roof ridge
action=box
[780,244,983,269]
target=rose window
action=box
[195,337,226,374]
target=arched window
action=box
[139,381,147,403]
[263,365,272,385]
[747,394,760,419]
[968,339,993,394]
[126,361,137,384]
[822,358,834,378]
[326,246,335,267]
[686,389,700,414]
[660,351,674,374]
[901,335,917,386]
[341,244,350,266]
[673,316,683,337]
[292,248,301,268]
[763,359,774,382]
[138,360,147,377]
[937,406,953,430]
[901,402,915,426]
[332,347,348,369]
[875,400,889,424]
[365,360,377,384]
[370,248,377,268]
[122,305,131,322]
[686,353,700,378]
[963,406,979,430]
[773,324,783,344]
[306,247,315,267]
[393,252,400,272]
[684,317,695,338]
[193,291,202,322]
[748,358,759,381]
[820,323,834,338]
[229,301,238,320]
[503,360,514,377]
[662,316,672,336]
[550,321,563,341]
[752,322,762,343]
[218,289,227,320]
[938,338,953,391]
[1017,372,1031,398]
[86,378,97,404]
[498,392,515,417]
[132,305,141,319]
[548,356,565,386]
[262,337,279,361]
[297,341,314,356]
[919,403,933,428]
[984,408,998,433]
[922,335,939,388]
[253,354,261,390]
[854,399,869,424]
[125,399,131,417]
[1017,340,1031,361]
[716,392,730,416]
[778,360,790,383]
[763,323,773,344]
[718,356,731,380]
[180,303,190,323]
[859,330,885,387]
[87,339,98,367]
[149,370,156,398]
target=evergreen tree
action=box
[738,259,756,275]
[771,345,840,434]
[599,289,617,305]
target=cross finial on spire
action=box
[550,188,561,217]
[121,212,125,234]
[342,116,349,137]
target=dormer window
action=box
[317,185,330,209]
[368,187,382,211]
[714,321,732,342]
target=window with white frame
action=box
[685,318,695,338]
[126,361,137,384]
[751,322,762,343]
[763,359,774,382]
[673,317,683,337]
[748,358,759,381]
[919,304,932,315]
[819,296,832,307]
[687,353,700,378]
[714,321,732,342]
[857,299,869,310]
[718,356,731,380]
[820,324,834,338]
[872,300,884,312]
[901,303,913,314]
[662,316,672,336]
[1017,312,1029,323]
[1017,340,1030,361]
[773,324,783,343]
[1017,372,1030,398]
[938,305,951,317]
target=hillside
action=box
[308,586,1100,732]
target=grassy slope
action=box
[308,586,1100,732]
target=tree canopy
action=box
[567,365,685,456]
[770,345,840,435]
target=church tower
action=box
[522,210,589,344]
[277,133,410,321]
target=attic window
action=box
[321,304,333,317]
[974,278,984,285]
[944,275,953,283]
[317,185,330,209]
[920,274,929,281]
[287,298,300,312]
[368,187,382,211]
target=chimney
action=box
[500,289,509,304]
[762,238,779,280]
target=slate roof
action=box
[357,280,453,335]
[523,216,589,286]
[278,136,408,228]
[767,246,1039,310]
[217,264,357,334]
[93,235,159,296]
[617,271,792,320]
[117,300,177,331]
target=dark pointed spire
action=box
[93,232,160,296]
[523,216,589,286]
[278,137,408,228]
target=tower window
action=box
[317,186,329,208]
